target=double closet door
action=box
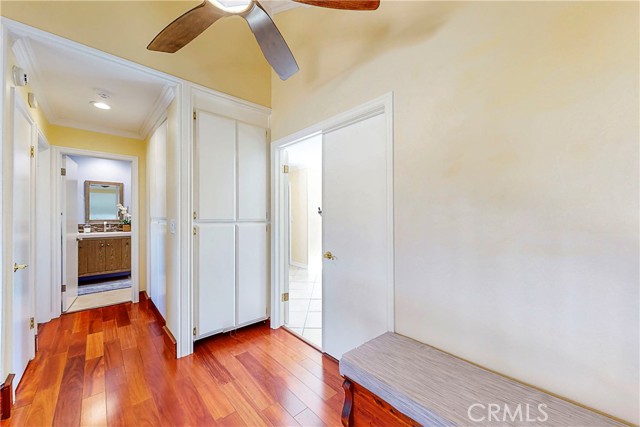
[194,110,268,339]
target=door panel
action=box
[195,111,236,220]
[62,156,79,312]
[78,240,88,276]
[237,122,267,221]
[196,224,236,336]
[237,224,268,326]
[122,238,131,270]
[12,96,35,386]
[105,238,122,271]
[323,113,389,359]
[150,221,167,319]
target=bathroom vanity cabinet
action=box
[78,235,131,277]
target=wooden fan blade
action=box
[242,2,299,80]
[148,1,227,53]
[292,0,379,10]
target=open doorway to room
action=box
[283,135,323,348]
[62,154,135,312]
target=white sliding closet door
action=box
[195,111,236,221]
[196,224,236,334]
[237,224,268,326]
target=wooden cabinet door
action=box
[78,240,88,276]
[86,239,106,274]
[122,238,131,270]
[105,238,123,272]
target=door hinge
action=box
[193,111,197,120]
[193,227,197,236]
[30,146,35,158]
[193,211,197,220]
[193,327,197,336]
[281,292,289,302]
[61,284,67,292]
[282,165,289,173]
[29,317,35,330]
[60,167,66,176]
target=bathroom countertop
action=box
[77,231,132,239]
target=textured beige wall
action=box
[272,2,639,423]
[290,168,308,266]
[1,1,271,106]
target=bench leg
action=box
[341,379,354,426]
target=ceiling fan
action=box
[147,0,379,80]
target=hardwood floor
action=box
[2,297,344,427]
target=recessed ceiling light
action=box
[91,101,111,110]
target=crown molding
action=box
[139,84,175,139]
[50,117,145,140]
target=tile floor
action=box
[67,288,131,313]
[286,265,322,348]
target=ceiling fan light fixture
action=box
[208,0,253,14]
[91,101,111,110]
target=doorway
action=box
[55,149,138,313]
[272,94,395,360]
[283,136,323,347]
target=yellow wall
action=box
[47,125,148,292]
[1,1,271,106]
[272,2,639,423]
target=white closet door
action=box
[196,224,236,336]
[150,220,167,319]
[237,223,268,326]
[237,122,267,221]
[195,111,236,220]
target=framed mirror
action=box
[84,180,124,223]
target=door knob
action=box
[323,251,336,260]
[13,263,28,272]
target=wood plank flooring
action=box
[2,297,344,427]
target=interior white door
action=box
[62,156,79,312]
[323,113,390,359]
[195,111,236,221]
[196,223,236,336]
[12,95,36,386]
[237,223,268,326]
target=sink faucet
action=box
[104,221,108,232]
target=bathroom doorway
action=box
[56,149,138,313]
[283,136,323,348]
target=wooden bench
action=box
[339,333,626,427]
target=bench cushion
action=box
[339,332,625,427]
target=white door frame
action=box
[270,93,395,332]
[35,129,52,324]
[51,147,140,316]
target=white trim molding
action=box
[270,92,395,332]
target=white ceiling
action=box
[11,36,174,140]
